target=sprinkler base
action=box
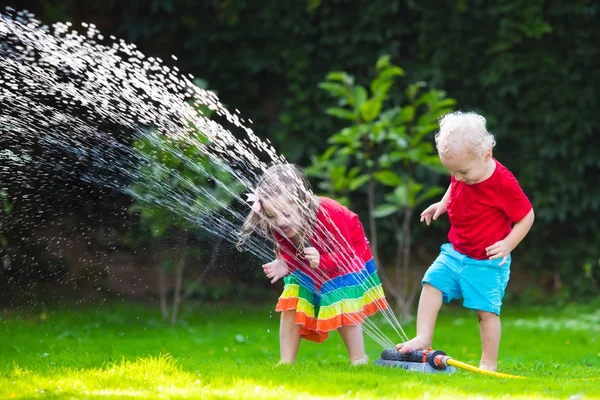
[374,348,456,374]
[373,358,456,374]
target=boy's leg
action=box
[396,283,443,353]
[279,310,302,364]
[476,310,501,371]
[337,324,368,365]
[461,255,510,371]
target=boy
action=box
[396,111,534,371]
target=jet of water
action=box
[0,8,406,347]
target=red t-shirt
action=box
[274,197,372,286]
[447,159,532,260]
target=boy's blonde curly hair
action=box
[236,164,319,253]
[435,111,496,159]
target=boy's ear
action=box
[484,147,493,161]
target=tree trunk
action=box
[0,234,11,270]
[400,207,415,318]
[392,216,404,302]
[2,254,10,270]
[367,178,380,267]
[181,238,222,302]
[391,207,417,319]
[157,261,168,320]
[170,241,187,326]
[367,178,399,301]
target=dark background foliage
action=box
[2,0,599,305]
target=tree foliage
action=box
[9,0,600,299]
[308,55,455,316]
[127,81,243,323]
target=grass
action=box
[1,300,599,399]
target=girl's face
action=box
[441,148,493,185]
[261,194,305,238]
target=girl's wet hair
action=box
[435,111,496,159]
[236,163,319,252]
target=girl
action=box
[237,164,388,365]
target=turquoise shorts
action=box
[422,243,511,315]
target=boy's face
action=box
[261,194,305,238]
[441,148,492,185]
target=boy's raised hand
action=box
[262,259,290,284]
[420,201,447,226]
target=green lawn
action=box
[1,300,599,399]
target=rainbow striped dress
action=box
[274,197,388,343]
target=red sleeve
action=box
[278,249,296,273]
[275,236,303,273]
[501,172,532,223]
[318,209,371,273]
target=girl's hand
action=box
[420,201,447,226]
[303,247,320,269]
[485,240,510,265]
[262,259,289,284]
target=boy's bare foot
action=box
[479,363,497,372]
[276,360,294,366]
[350,356,369,366]
[395,336,431,354]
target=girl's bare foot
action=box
[395,336,431,354]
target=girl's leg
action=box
[476,310,501,371]
[279,310,302,364]
[337,324,368,365]
[396,283,443,353]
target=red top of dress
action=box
[274,197,372,287]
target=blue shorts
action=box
[422,243,511,315]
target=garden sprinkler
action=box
[374,348,456,374]
[374,348,526,379]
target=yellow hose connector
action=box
[444,358,526,379]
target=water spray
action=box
[0,7,404,349]
[3,10,595,383]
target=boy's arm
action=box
[488,170,534,264]
[503,208,535,251]
[486,208,534,265]
[440,183,452,206]
[421,183,452,225]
